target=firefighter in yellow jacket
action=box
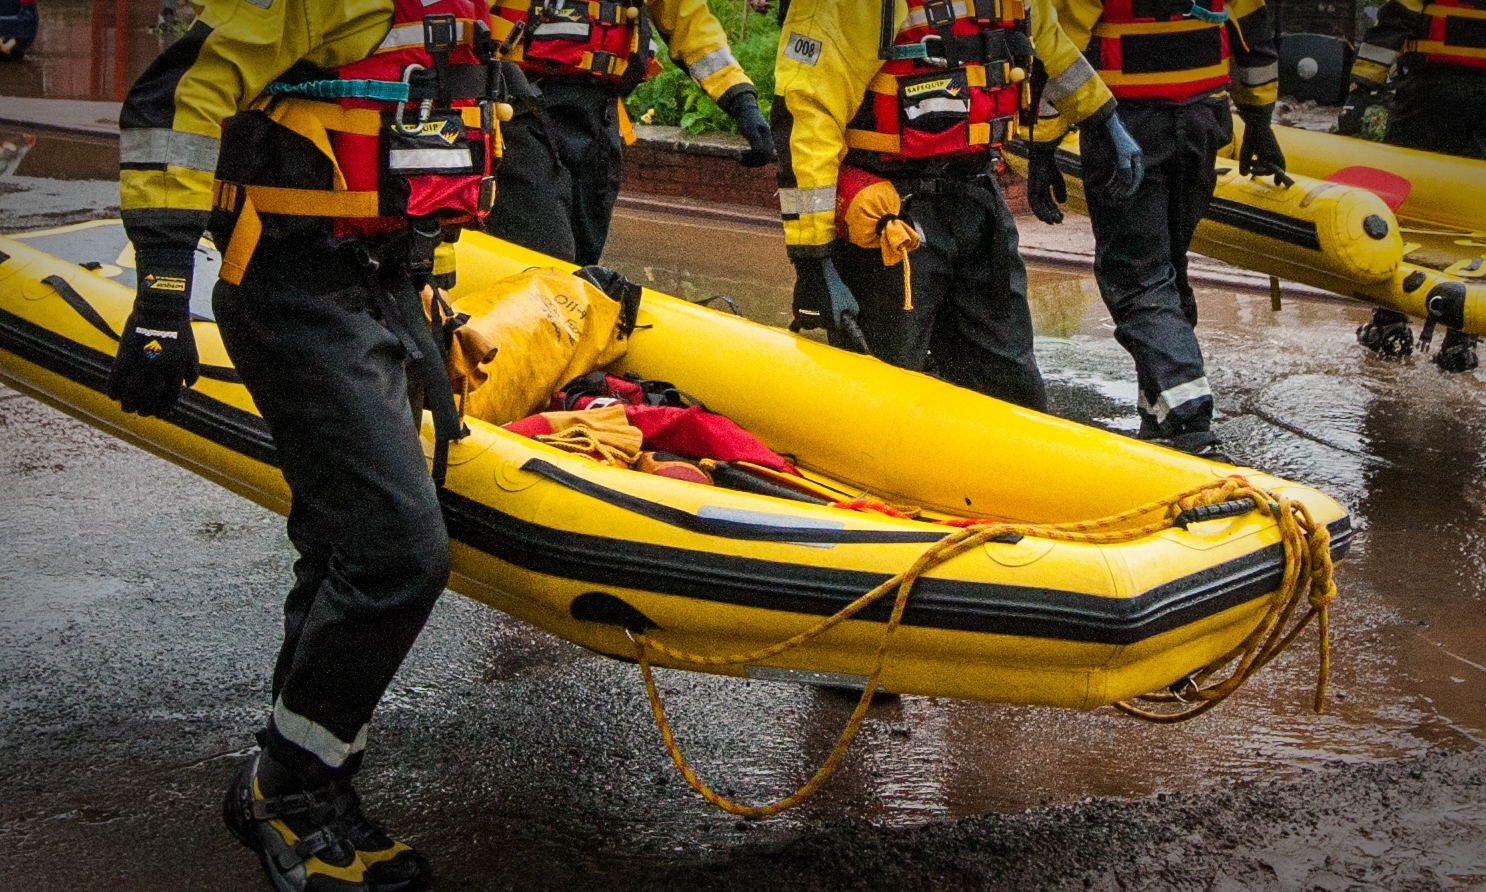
[111,1,509,888]
[1344,0,1483,372]
[774,0,1141,411]
[1028,0,1285,457]
[484,0,773,265]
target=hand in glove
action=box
[790,254,870,353]
[718,86,775,168]
[1026,138,1067,225]
[1237,103,1293,188]
[107,272,199,417]
[1082,112,1145,204]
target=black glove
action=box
[107,271,199,417]
[790,254,869,352]
[718,86,775,168]
[1237,103,1293,188]
[1337,85,1379,138]
[1026,138,1067,225]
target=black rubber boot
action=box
[332,784,431,892]
[1149,429,1237,465]
[1433,329,1479,373]
[1357,308,1414,358]
[223,753,372,892]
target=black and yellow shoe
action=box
[223,754,372,892]
[331,784,430,892]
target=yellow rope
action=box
[630,475,1337,818]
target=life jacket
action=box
[844,0,1032,164]
[1415,0,1486,71]
[1086,0,1232,102]
[490,0,662,92]
[211,0,505,285]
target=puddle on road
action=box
[600,209,1486,821]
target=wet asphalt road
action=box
[3,191,1486,890]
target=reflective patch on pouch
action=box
[784,32,823,66]
[388,148,476,171]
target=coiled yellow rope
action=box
[630,475,1337,818]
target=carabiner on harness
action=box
[394,64,435,134]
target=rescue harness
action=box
[1086,0,1236,101]
[845,0,1034,163]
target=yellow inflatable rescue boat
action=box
[1008,129,1486,337]
[0,221,1350,712]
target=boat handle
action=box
[1173,497,1257,529]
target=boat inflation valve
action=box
[1363,215,1389,240]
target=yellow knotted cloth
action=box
[836,166,922,310]
[531,403,644,468]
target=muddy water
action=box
[600,205,1486,821]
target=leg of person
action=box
[540,79,625,266]
[214,247,447,892]
[484,107,580,262]
[832,192,952,370]
[1085,102,1216,451]
[930,182,1047,412]
[571,87,625,266]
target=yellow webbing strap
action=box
[246,186,381,218]
[1425,2,1486,20]
[1414,40,1486,59]
[631,475,1339,818]
[217,100,385,285]
[1092,17,1216,37]
[616,99,636,146]
[1096,62,1231,87]
[845,130,901,154]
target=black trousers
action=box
[485,77,624,266]
[833,176,1047,412]
[214,242,449,784]
[1369,63,1483,351]
[1082,94,1229,438]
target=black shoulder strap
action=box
[880,0,896,60]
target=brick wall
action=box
[620,124,1031,217]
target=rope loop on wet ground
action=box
[630,475,1338,818]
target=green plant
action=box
[625,0,779,135]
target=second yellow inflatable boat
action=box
[0,222,1350,711]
